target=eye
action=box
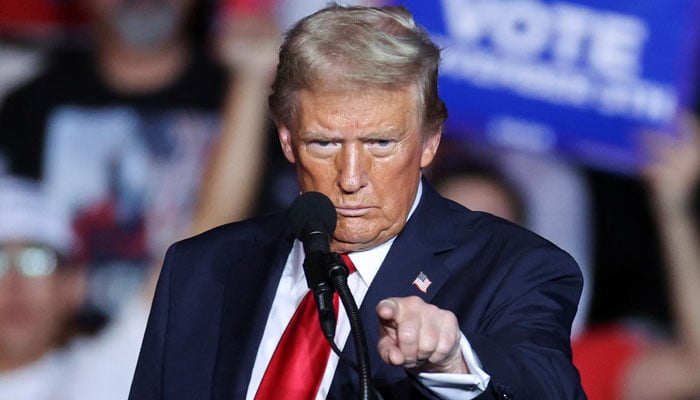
[371,140,391,147]
[18,247,57,278]
[366,139,396,155]
[0,251,8,278]
[307,140,339,156]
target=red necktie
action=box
[255,254,356,399]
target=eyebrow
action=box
[298,130,338,141]
[298,127,405,140]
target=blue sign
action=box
[395,0,700,174]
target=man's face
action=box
[0,242,83,371]
[279,87,440,253]
[437,176,521,224]
[81,0,193,48]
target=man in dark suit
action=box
[129,4,586,399]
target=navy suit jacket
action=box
[129,182,586,399]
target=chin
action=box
[331,233,371,250]
[334,225,372,243]
[333,235,368,247]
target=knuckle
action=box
[398,328,419,344]
[405,295,423,307]
[419,335,438,352]
[433,341,454,359]
[439,308,458,322]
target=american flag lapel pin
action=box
[412,271,432,293]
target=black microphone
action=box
[290,192,379,400]
[289,191,338,341]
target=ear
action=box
[420,129,442,168]
[278,125,296,163]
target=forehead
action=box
[292,86,420,133]
[1,241,49,252]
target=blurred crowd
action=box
[0,1,698,399]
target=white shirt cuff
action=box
[416,333,490,399]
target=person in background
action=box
[0,176,148,400]
[573,112,700,400]
[432,166,524,224]
[428,141,525,225]
[0,0,277,317]
[130,4,585,399]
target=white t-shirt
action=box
[0,296,148,400]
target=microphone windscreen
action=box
[289,191,337,238]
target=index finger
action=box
[376,298,400,322]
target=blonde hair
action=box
[269,4,447,134]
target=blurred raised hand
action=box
[215,8,281,80]
[643,111,700,213]
[620,111,700,400]
[189,11,282,235]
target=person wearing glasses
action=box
[0,176,149,400]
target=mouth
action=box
[336,206,371,217]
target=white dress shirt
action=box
[246,183,490,399]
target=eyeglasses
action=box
[0,246,58,278]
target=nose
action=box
[337,143,368,193]
[0,268,31,293]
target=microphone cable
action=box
[327,252,383,400]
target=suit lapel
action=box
[212,217,294,400]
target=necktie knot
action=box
[340,253,356,274]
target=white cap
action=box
[0,176,76,256]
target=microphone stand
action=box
[325,252,381,400]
